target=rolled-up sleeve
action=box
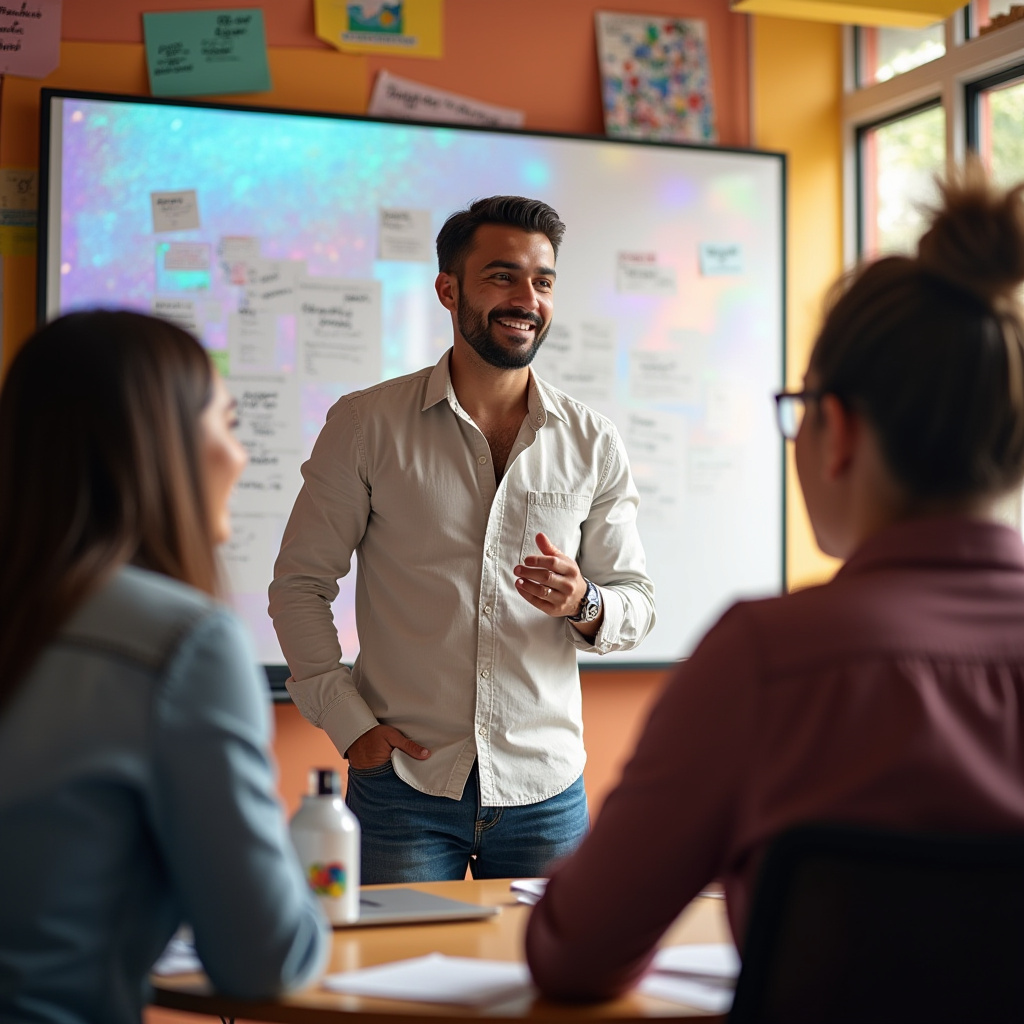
[152,610,330,997]
[268,397,379,758]
[569,425,656,654]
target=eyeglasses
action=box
[773,389,823,441]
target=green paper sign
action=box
[144,9,271,98]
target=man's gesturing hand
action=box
[513,532,587,618]
[346,724,430,770]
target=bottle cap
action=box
[309,768,341,796]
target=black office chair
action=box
[729,823,1024,1024]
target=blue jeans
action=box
[345,760,589,883]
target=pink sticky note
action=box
[0,0,62,79]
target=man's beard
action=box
[457,292,550,369]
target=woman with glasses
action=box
[526,164,1024,1000]
[0,311,329,1023]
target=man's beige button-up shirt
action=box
[269,351,655,805]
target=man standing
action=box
[269,196,655,882]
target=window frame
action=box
[855,98,945,257]
[843,13,1024,266]
[842,6,1024,528]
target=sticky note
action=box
[144,9,271,97]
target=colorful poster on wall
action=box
[143,8,271,97]
[595,12,716,144]
[0,0,61,78]
[315,0,443,59]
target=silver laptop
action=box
[342,887,502,928]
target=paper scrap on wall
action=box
[228,308,277,371]
[616,252,677,296]
[228,376,303,515]
[152,297,199,334]
[379,207,434,262]
[629,350,700,404]
[0,0,60,78]
[533,319,616,409]
[315,0,443,58]
[143,8,272,97]
[297,277,382,384]
[368,70,524,127]
[151,190,201,233]
[626,411,687,527]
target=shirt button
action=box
[483,605,492,614]
[478,455,487,464]
[486,548,495,558]
[479,726,488,737]
[480,668,489,679]
[536,415,543,424]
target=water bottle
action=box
[289,768,361,925]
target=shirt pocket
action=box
[521,491,591,563]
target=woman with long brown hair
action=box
[0,311,328,1023]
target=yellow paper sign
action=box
[314,0,443,59]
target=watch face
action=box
[574,580,601,622]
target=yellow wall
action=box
[752,15,844,588]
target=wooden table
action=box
[151,879,731,1022]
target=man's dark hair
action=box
[436,196,565,276]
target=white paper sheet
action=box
[509,878,547,905]
[533,319,616,408]
[653,943,740,979]
[368,69,524,128]
[221,513,285,594]
[219,235,261,284]
[297,277,381,382]
[151,189,200,232]
[626,410,688,527]
[228,308,277,371]
[152,297,198,334]
[152,936,202,976]
[322,953,533,1007]
[379,207,434,262]
[616,252,677,296]
[639,972,735,1013]
[227,376,303,514]
[243,258,303,313]
[629,350,701,403]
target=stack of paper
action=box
[639,943,740,1013]
[322,953,533,1007]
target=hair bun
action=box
[917,160,1024,308]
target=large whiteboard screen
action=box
[40,90,785,669]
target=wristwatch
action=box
[567,577,602,623]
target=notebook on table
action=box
[342,887,502,928]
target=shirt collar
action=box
[421,349,569,428]
[838,515,1024,579]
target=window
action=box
[858,104,946,256]
[856,24,945,85]
[967,65,1024,185]
[845,3,1024,527]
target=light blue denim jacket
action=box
[0,565,330,1023]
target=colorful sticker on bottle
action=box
[307,861,346,897]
